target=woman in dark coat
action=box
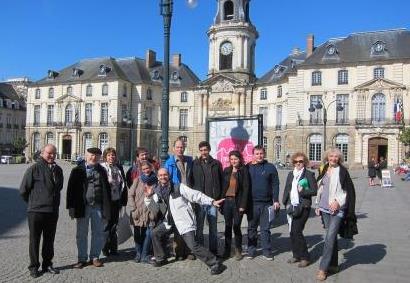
[367,156,377,186]
[315,147,357,281]
[221,151,249,260]
[282,152,317,268]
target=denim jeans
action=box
[195,204,218,254]
[133,226,152,261]
[319,212,342,271]
[247,202,271,256]
[76,205,106,262]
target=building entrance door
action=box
[368,137,388,162]
[62,135,72,160]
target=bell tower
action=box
[207,0,258,82]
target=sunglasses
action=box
[293,160,304,164]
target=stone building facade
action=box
[26,0,410,166]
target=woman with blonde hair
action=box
[315,147,357,281]
[282,152,317,267]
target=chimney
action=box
[172,54,182,67]
[145,49,156,68]
[306,34,315,57]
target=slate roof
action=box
[0,83,26,109]
[300,28,410,68]
[257,51,306,85]
[34,57,200,89]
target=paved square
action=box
[0,163,408,282]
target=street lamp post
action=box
[309,99,344,154]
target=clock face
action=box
[221,42,233,55]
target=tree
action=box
[12,137,28,154]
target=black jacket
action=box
[192,156,223,199]
[20,158,64,213]
[282,169,318,208]
[222,165,250,210]
[66,163,112,221]
[318,164,358,239]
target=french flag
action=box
[394,98,403,122]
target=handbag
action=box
[117,208,132,245]
[286,204,303,218]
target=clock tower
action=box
[207,0,258,82]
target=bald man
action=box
[20,144,64,278]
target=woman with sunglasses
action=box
[221,150,250,260]
[282,152,318,268]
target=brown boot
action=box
[316,270,327,281]
[234,249,243,261]
[297,259,310,268]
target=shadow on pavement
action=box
[0,187,27,237]
[341,243,387,271]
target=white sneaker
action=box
[263,255,273,261]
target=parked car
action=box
[0,155,13,164]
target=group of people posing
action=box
[20,138,357,281]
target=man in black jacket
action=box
[20,144,64,278]
[192,141,223,255]
[66,147,111,268]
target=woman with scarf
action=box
[221,151,249,260]
[128,161,157,263]
[315,147,357,281]
[282,152,317,268]
[101,147,126,256]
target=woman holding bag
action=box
[282,152,317,268]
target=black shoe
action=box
[30,269,41,278]
[210,263,225,275]
[150,259,167,267]
[42,266,60,274]
[110,250,119,256]
[102,249,110,257]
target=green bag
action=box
[298,178,310,191]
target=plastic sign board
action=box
[207,115,263,168]
[381,169,393,187]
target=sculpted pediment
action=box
[354,78,406,91]
[211,79,234,93]
[55,94,83,103]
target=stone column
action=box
[199,93,204,125]
[244,37,248,70]
[235,92,241,116]
[203,93,209,124]
[241,90,246,115]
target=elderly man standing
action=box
[67,147,112,268]
[20,144,64,278]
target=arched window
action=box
[335,134,349,162]
[83,133,93,153]
[33,132,41,152]
[223,0,234,20]
[46,132,54,145]
[99,132,109,153]
[219,41,233,70]
[371,93,385,124]
[65,104,73,125]
[309,134,322,161]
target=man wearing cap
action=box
[20,144,63,278]
[67,147,112,268]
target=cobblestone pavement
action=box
[0,162,409,283]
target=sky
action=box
[0,0,409,82]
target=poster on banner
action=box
[381,169,393,187]
[207,115,263,168]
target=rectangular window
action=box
[356,94,366,123]
[48,88,54,98]
[121,104,128,121]
[336,94,349,124]
[86,85,93,97]
[181,92,188,102]
[179,109,188,130]
[259,106,268,129]
[102,84,108,96]
[309,95,323,124]
[263,137,268,152]
[336,143,348,162]
[34,105,41,126]
[276,105,282,129]
[374,67,384,79]
[100,103,108,126]
[85,103,92,126]
[35,89,41,99]
[277,86,282,98]
[309,143,322,161]
[338,70,348,85]
[260,88,267,100]
[312,71,322,86]
[47,105,54,126]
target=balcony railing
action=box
[355,118,404,128]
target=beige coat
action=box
[127,178,155,227]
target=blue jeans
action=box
[247,202,271,256]
[133,226,152,261]
[195,204,218,254]
[319,212,342,271]
[76,205,106,262]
